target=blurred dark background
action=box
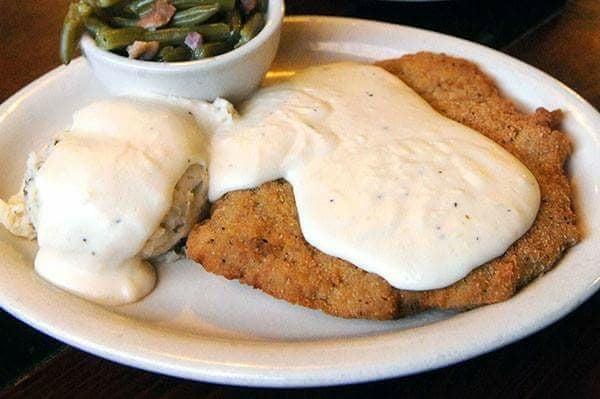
[285,0,567,49]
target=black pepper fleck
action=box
[91,251,96,256]
[82,238,87,243]
[454,202,458,207]
[115,219,122,224]
[329,199,335,203]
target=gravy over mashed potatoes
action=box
[1,61,542,305]
[2,99,212,305]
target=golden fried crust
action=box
[187,52,580,320]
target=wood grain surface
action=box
[0,0,598,397]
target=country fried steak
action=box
[186,52,580,320]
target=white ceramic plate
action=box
[0,16,599,387]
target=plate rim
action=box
[1,15,599,388]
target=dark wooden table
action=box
[1,1,598,397]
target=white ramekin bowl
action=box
[80,0,284,103]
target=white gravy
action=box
[208,63,540,290]
[3,62,541,303]
[33,99,207,305]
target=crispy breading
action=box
[186,52,580,320]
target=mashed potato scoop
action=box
[0,97,215,305]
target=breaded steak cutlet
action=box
[186,52,580,320]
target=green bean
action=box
[110,16,140,27]
[143,23,229,44]
[235,12,264,48]
[78,0,97,13]
[170,4,220,27]
[192,41,232,59]
[93,0,126,7]
[60,6,82,65]
[193,22,231,40]
[173,0,234,11]
[257,0,268,13]
[95,27,145,49]
[215,0,235,11]
[84,16,111,35]
[81,1,111,20]
[60,1,94,64]
[129,0,234,15]
[97,25,229,50]
[125,0,154,15]
[157,45,191,61]
[228,7,242,43]
[142,27,191,44]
